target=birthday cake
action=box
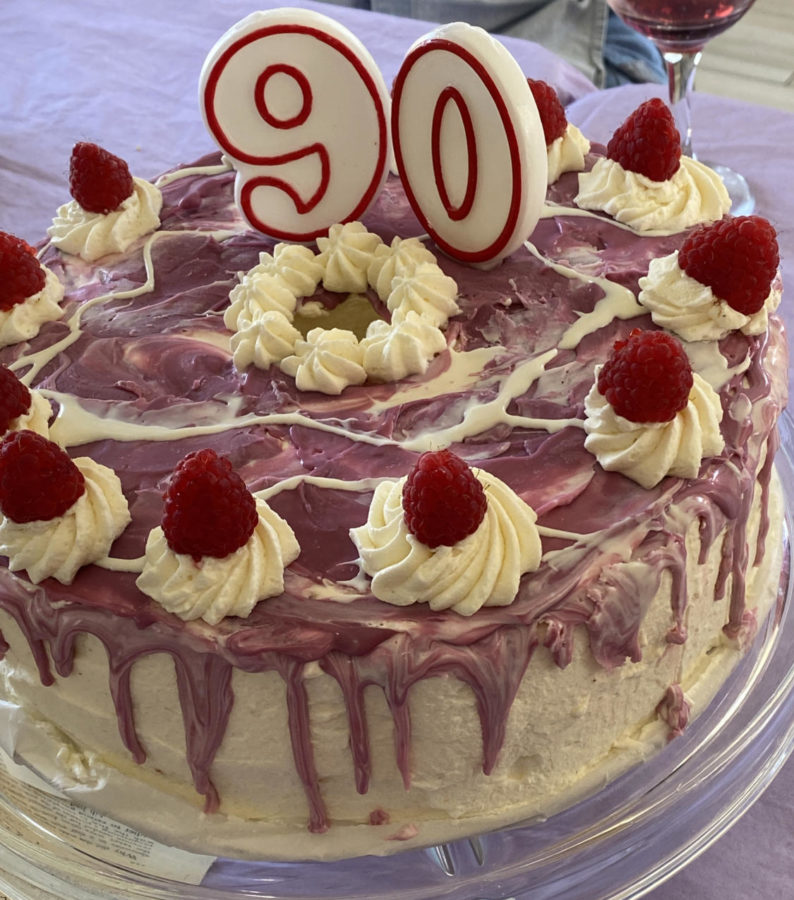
[0,14,787,862]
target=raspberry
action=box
[606,98,681,182]
[678,216,779,316]
[69,141,134,214]
[0,366,31,434]
[527,78,567,145]
[597,329,693,423]
[402,449,487,548]
[162,448,258,561]
[0,231,46,312]
[0,430,85,523]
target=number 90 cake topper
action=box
[200,9,547,267]
[199,8,390,243]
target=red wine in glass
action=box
[608,0,757,53]
[607,0,757,212]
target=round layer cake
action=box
[0,139,786,860]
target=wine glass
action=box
[606,0,757,214]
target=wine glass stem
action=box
[662,50,702,159]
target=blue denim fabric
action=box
[604,10,666,87]
[323,0,667,87]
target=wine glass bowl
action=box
[606,0,758,214]
[607,0,757,53]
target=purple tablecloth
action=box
[1,1,792,897]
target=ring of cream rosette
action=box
[224,222,460,394]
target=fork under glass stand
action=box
[425,836,486,876]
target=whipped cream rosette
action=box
[136,449,299,625]
[0,231,64,349]
[351,450,542,616]
[546,124,590,185]
[48,142,162,262]
[0,366,52,438]
[639,216,782,341]
[226,222,459,393]
[0,431,131,584]
[527,78,590,184]
[583,330,724,489]
[575,99,729,233]
[49,178,162,262]
[576,156,729,233]
[280,327,367,395]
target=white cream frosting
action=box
[231,311,302,371]
[0,458,131,584]
[350,470,542,616]
[0,267,64,349]
[575,156,730,233]
[583,369,725,488]
[135,498,299,626]
[387,263,460,328]
[5,390,52,438]
[252,243,324,298]
[638,251,782,341]
[227,223,458,392]
[317,222,383,294]
[224,271,298,331]
[361,313,447,382]
[280,327,367,395]
[546,123,590,185]
[48,177,163,262]
[367,237,436,301]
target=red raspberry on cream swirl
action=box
[0,431,130,584]
[583,331,724,488]
[350,455,541,616]
[136,450,299,625]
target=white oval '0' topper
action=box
[199,8,391,242]
[392,23,548,269]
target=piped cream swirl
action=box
[135,498,299,625]
[387,263,460,327]
[48,177,163,262]
[583,370,724,488]
[575,156,730,233]
[280,327,366,395]
[0,458,131,584]
[0,267,64,348]
[253,243,324,297]
[361,313,447,382]
[367,237,436,300]
[5,390,52,438]
[638,251,782,341]
[350,471,542,616]
[231,311,302,371]
[546,123,590,184]
[317,222,382,293]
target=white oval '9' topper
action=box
[199,8,390,242]
[392,23,548,269]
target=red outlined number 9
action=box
[200,9,390,242]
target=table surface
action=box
[1,1,793,898]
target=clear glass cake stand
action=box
[0,415,793,900]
